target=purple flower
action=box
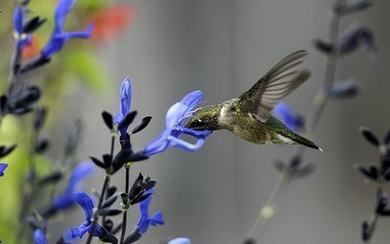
[168,238,191,244]
[314,24,377,58]
[144,90,212,156]
[40,0,93,60]
[13,5,32,53]
[0,163,8,177]
[33,229,48,244]
[273,102,304,131]
[63,192,103,242]
[52,162,94,210]
[137,189,164,234]
[114,78,133,134]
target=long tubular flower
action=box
[13,4,32,49]
[40,0,93,60]
[144,90,212,156]
[63,192,104,242]
[137,189,164,234]
[0,163,8,177]
[51,162,94,211]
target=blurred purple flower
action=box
[0,163,8,177]
[272,102,304,131]
[169,238,191,244]
[33,229,48,244]
[328,79,360,98]
[137,188,164,234]
[40,0,93,60]
[314,24,377,58]
[63,192,103,242]
[144,90,212,156]
[52,162,94,210]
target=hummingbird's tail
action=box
[266,115,322,151]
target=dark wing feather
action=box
[239,50,310,122]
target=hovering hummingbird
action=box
[186,50,322,151]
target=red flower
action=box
[22,35,42,60]
[89,4,135,42]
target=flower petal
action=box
[0,163,8,177]
[33,229,48,244]
[74,192,95,222]
[168,238,191,244]
[54,0,75,34]
[13,5,24,35]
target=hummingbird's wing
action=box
[239,50,311,122]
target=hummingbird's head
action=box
[185,104,222,131]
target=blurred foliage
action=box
[0,0,134,242]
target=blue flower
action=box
[273,102,304,131]
[168,238,191,244]
[0,163,8,177]
[52,162,94,210]
[137,189,164,234]
[144,90,212,156]
[63,192,103,242]
[114,78,132,134]
[40,0,93,60]
[33,229,48,244]
[13,5,32,52]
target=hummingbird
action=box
[186,50,322,151]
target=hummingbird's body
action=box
[187,50,321,150]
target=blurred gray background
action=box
[60,0,390,243]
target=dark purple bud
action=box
[107,186,117,199]
[328,79,360,99]
[0,144,17,158]
[19,57,51,74]
[313,39,334,54]
[34,138,50,154]
[98,208,122,216]
[37,170,63,186]
[123,229,142,244]
[131,116,152,134]
[361,221,371,241]
[358,165,379,181]
[23,16,46,34]
[102,154,113,169]
[102,111,113,130]
[33,107,48,130]
[0,95,7,114]
[90,156,105,169]
[360,127,380,147]
[101,194,119,209]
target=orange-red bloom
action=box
[89,4,135,42]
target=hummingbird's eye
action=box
[191,119,203,128]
